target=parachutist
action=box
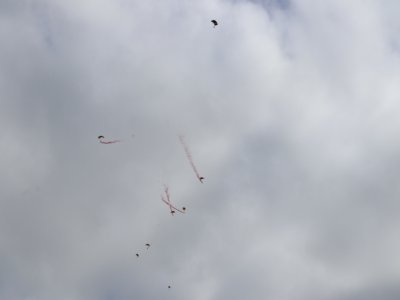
[211,20,218,28]
[179,135,203,184]
[97,135,121,144]
[162,186,186,215]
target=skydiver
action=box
[97,135,121,144]
[211,20,218,28]
[199,177,204,183]
[145,243,150,249]
[136,253,139,257]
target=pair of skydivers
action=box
[136,243,151,257]
[135,244,172,289]
[161,187,187,216]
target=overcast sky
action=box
[1,0,400,299]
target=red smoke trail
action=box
[164,185,171,203]
[161,194,175,215]
[178,135,204,183]
[98,136,121,144]
[161,185,185,214]
[99,140,121,144]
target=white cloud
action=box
[1,1,400,299]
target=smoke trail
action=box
[161,185,185,214]
[98,136,121,144]
[97,134,134,144]
[178,135,204,183]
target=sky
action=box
[1,0,400,299]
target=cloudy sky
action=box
[1,0,400,299]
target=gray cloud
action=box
[1,0,400,299]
